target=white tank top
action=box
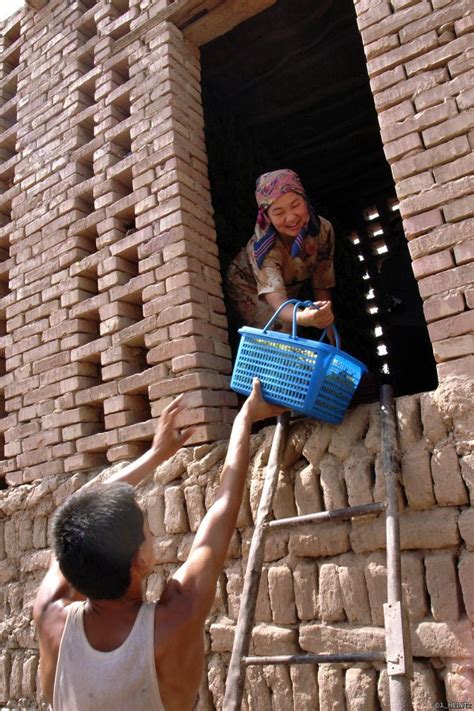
[53,601,165,711]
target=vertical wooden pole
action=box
[223,412,290,711]
[381,384,413,711]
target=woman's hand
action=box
[297,300,334,329]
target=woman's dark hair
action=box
[53,483,145,600]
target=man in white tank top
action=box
[33,380,284,710]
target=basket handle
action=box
[262,298,340,348]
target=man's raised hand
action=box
[243,378,289,422]
[151,395,195,461]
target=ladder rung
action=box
[265,502,386,529]
[244,652,386,666]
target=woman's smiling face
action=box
[267,191,309,240]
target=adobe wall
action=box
[1,375,473,709]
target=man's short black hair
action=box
[53,482,145,600]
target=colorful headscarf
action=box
[253,169,321,268]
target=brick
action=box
[367,31,439,78]
[64,452,108,473]
[431,442,469,506]
[454,239,474,265]
[319,453,348,511]
[369,64,407,96]
[414,69,474,112]
[434,153,474,184]
[433,333,474,362]
[459,551,474,621]
[418,263,473,298]
[365,33,400,60]
[289,521,350,558]
[107,442,147,463]
[423,292,466,323]
[356,2,392,31]
[401,440,436,510]
[466,287,474,309]
[168,318,227,342]
[301,622,385,656]
[267,565,296,624]
[382,99,458,144]
[400,0,473,43]
[406,35,473,77]
[318,563,344,622]
[437,354,474,379]
[164,485,188,533]
[423,108,474,148]
[412,249,454,279]
[408,217,474,259]
[343,443,374,507]
[147,335,214,365]
[428,310,474,342]
[337,557,372,624]
[351,507,459,553]
[148,371,229,400]
[293,561,319,621]
[362,1,431,44]
[345,668,377,711]
[403,209,444,239]
[384,131,423,163]
[169,351,232,375]
[455,11,474,35]
[72,336,112,363]
[392,135,470,180]
[458,508,474,549]
[457,87,474,111]
[444,194,474,223]
[23,460,65,483]
[294,462,324,515]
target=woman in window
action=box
[226,169,335,339]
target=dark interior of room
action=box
[201,0,438,396]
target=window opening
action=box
[201,0,437,398]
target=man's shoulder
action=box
[36,599,74,643]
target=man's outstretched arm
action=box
[164,380,286,619]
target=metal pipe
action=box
[223,412,290,711]
[244,652,386,666]
[265,501,385,529]
[380,384,413,711]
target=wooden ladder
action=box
[223,385,413,711]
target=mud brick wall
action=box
[354,0,474,381]
[1,375,473,709]
[0,0,236,487]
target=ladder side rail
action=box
[223,412,291,711]
[381,384,413,711]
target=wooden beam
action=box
[183,0,278,46]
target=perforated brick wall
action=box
[0,0,238,487]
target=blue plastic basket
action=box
[231,299,367,424]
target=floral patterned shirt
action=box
[226,216,335,329]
